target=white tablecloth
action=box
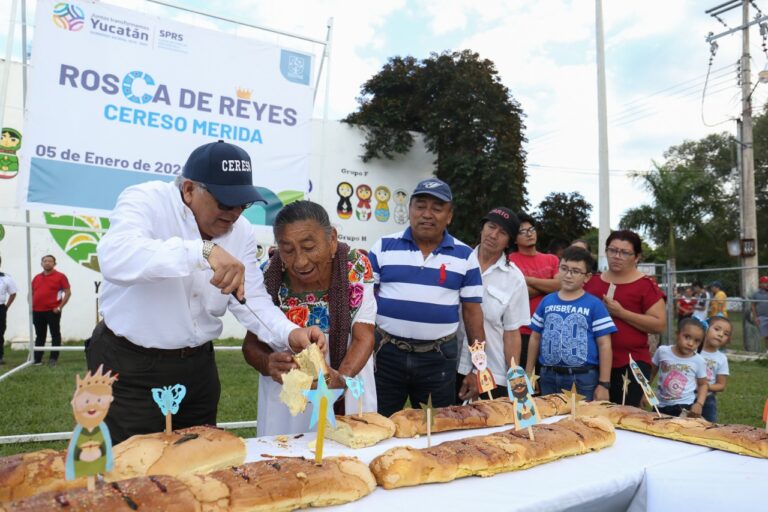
[629,448,767,511]
[245,416,713,511]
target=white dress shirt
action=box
[98,180,297,350]
[0,273,17,305]
[457,250,530,384]
[256,278,378,437]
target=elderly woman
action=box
[243,201,376,436]
[456,207,529,400]
[584,230,666,407]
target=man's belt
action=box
[376,327,455,353]
[542,365,598,375]
[103,323,212,359]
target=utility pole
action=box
[740,0,759,298]
[595,0,610,270]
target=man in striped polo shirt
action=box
[368,178,486,416]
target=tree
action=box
[533,192,593,252]
[620,162,718,295]
[344,50,527,243]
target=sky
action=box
[1,0,764,228]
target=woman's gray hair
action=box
[273,200,333,238]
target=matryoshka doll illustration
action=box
[393,188,408,224]
[374,185,391,222]
[336,181,353,219]
[355,184,372,221]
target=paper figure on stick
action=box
[65,365,116,489]
[343,374,365,416]
[561,382,585,418]
[469,340,496,398]
[506,359,540,432]
[420,393,435,447]
[152,384,186,434]
[621,371,631,406]
[303,369,344,463]
[629,355,661,416]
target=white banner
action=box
[18,0,314,225]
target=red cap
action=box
[760,276,768,284]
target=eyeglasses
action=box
[606,247,635,259]
[518,226,536,235]
[198,184,254,211]
[559,265,588,277]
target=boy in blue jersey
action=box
[524,246,616,401]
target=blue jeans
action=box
[540,366,598,401]
[374,333,458,417]
[702,394,718,422]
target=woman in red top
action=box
[584,230,666,406]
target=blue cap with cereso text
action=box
[412,177,453,202]
[182,140,265,206]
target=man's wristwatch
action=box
[597,381,611,389]
[202,240,216,261]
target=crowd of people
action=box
[0,140,748,440]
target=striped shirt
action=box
[368,228,483,341]
[530,291,616,367]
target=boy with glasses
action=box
[525,246,616,401]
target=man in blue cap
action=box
[368,178,486,416]
[88,140,325,443]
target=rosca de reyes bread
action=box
[108,424,246,479]
[0,450,84,503]
[325,412,396,448]
[0,426,245,503]
[370,416,615,489]
[1,456,376,512]
[577,401,768,458]
[390,394,573,437]
[280,344,330,415]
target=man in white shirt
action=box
[0,255,17,365]
[88,140,325,443]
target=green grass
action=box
[1,341,766,458]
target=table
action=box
[629,448,766,511]
[245,416,717,511]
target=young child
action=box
[526,246,616,401]
[651,317,708,417]
[699,316,731,422]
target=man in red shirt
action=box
[508,212,560,372]
[31,255,71,366]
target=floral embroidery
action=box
[277,249,372,335]
[349,283,364,308]
[286,305,309,327]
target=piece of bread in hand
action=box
[326,413,396,448]
[279,344,330,416]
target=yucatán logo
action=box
[52,2,85,31]
[280,50,311,85]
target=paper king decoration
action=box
[343,374,365,417]
[506,359,540,434]
[628,355,661,416]
[152,384,187,434]
[303,369,344,463]
[65,365,116,489]
[469,340,496,398]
